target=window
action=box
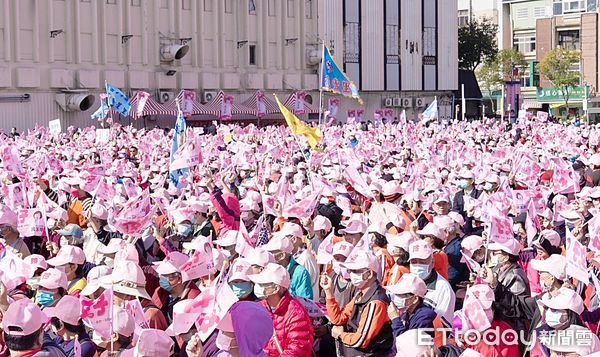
[130,0,140,5]
[513,34,536,53]
[516,8,529,19]
[554,0,563,14]
[554,0,590,14]
[81,0,91,2]
[268,0,276,16]
[558,30,580,49]
[182,0,191,10]
[564,0,585,12]
[458,9,469,27]
[249,0,256,14]
[287,0,295,17]
[249,45,257,65]
[204,0,212,12]
[106,0,116,4]
[305,0,312,19]
[225,0,233,13]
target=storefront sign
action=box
[537,86,586,102]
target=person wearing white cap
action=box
[308,215,332,253]
[248,263,314,356]
[407,240,456,324]
[452,170,482,224]
[383,232,414,286]
[484,238,530,297]
[385,273,436,339]
[320,251,394,355]
[327,241,357,308]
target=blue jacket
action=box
[444,237,470,291]
[287,257,314,300]
[390,302,436,338]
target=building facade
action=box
[0,0,458,130]
[499,0,599,118]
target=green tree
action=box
[458,17,498,71]
[495,49,527,81]
[538,48,581,116]
[476,60,502,112]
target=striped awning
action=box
[131,91,168,118]
[282,92,320,114]
[241,91,282,115]
[203,91,256,116]
[161,90,214,116]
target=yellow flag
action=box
[274,94,322,150]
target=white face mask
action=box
[319,197,329,205]
[545,309,566,329]
[512,224,521,234]
[215,331,238,351]
[392,295,410,309]
[349,272,368,289]
[488,254,500,268]
[410,263,431,280]
[60,237,70,247]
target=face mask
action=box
[332,262,342,276]
[392,295,409,310]
[229,282,253,299]
[319,197,329,205]
[159,277,173,292]
[349,272,368,289]
[253,284,268,300]
[484,182,494,191]
[215,331,238,351]
[488,254,500,268]
[410,263,431,280]
[457,180,469,190]
[177,224,192,236]
[102,257,115,268]
[545,309,566,328]
[46,218,56,230]
[541,278,553,292]
[36,291,55,307]
[60,237,70,247]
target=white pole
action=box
[501,85,505,124]
[461,84,466,121]
[318,40,325,126]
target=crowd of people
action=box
[0,115,598,357]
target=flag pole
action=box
[318,39,325,127]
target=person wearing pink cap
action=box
[97,306,136,357]
[0,212,31,258]
[484,239,530,297]
[121,328,174,357]
[321,251,393,355]
[435,215,470,291]
[2,299,67,357]
[308,215,332,253]
[46,296,96,357]
[325,241,356,308]
[416,222,450,281]
[382,232,413,286]
[248,263,314,356]
[33,268,68,308]
[206,174,241,233]
[46,245,88,297]
[228,258,256,301]
[385,273,436,339]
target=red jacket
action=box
[258,291,314,357]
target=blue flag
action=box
[169,108,189,186]
[421,98,438,121]
[105,83,131,117]
[91,95,109,121]
[320,46,362,104]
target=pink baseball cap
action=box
[408,240,433,261]
[97,238,126,255]
[245,248,275,267]
[228,259,253,282]
[0,205,18,229]
[342,251,379,273]
[153,251,189,275]
[538,287,584,314]
[367,221,388,236]
[46,246,86,267]
[461,235,484,257]
[433,192,451,204]
[280,222,303,238]
[394,329,433,357]
[114,242,139,264]
[165,300,201,336]
[488,239,520,256]
[103,260,151,300]
[382,180,403,196]
[91,202,108,220]
[416,223,443,239]
[248,263,291,289]
[262,235,294,254]
[533,229,561,249]
[24,254,48,271]
[332,241,354,258]
[113,306,135,337]
[214,230,241,247]
[531,254,567,281]
[132,329,174,356]
[37,268,68,290]
[448,212,465,226]
[432,215,454,231]
[80,265,113,297]
[339,220,367,235]
[44,295,81,326]
[2,299,48,336]
[386,232,416,252]
[385,273,427,297]
[465,284,495,309]
[313,216,332,231]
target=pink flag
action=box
[489,216,514,244]
[181,248,215,282]
[525,200,539,247]
[282,189,322,219]
[111,191,155,235]
[220,95,234,121]
[0,252,33,290]
[136,91,150,117]
[81,289,113,339]
[343,166,373,199]
[193,283,239,342]
[462,295,491,332]
[294,91,306,115]
[256,91,267,118]
[5,183,26,210]
[121,177,140,199]
[170,136,203,171]
[589,216,600,253]
[17,209,46,238]
[296,296,328,319]
[317,232,334,265]
[566,228,589,285]
[1,145,24,176]
[125,299,149,331]
[181,90,196,118]
[73,339,81,357]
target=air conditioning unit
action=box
[415,97,425,107]
[157,91,175,104]
[401,97,412,108]
[383,97,394,107]
[392,97,402,107]
[202,91,217,103]
[55,91,95,112]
